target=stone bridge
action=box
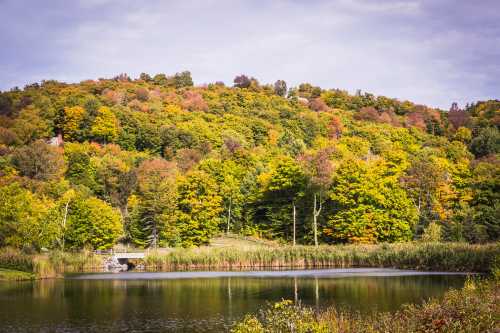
[103,252,146,271]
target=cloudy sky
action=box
[0,0,498,109]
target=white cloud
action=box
[336,0,421,14]
[0,0,498,108]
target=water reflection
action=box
[0,269,468,333]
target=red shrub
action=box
[135,87,149,101]
[355,107,380,122]
[308,98,330,112]
[181,91,208,112]
[327,116,343,139]
[176,148,202,172]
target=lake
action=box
[0,268,469,332]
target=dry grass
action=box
[209,233,279,248]
[144,242,500,273]
[0,268,34,281]
[0,248,103,278]
[1,242,498,278]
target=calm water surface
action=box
[0,268,469,332]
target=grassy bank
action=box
[0,248,103,279]
[0,268,35,281]
[144,242,500,273]
[232,278,500,333]
[1,242,498,278]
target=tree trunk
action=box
[292,202,296,246]
[226,197,232,234]
[313,193,322,247]
[61,198,70,250]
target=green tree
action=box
[153,73,168,86]
[129,159,178,248]
[467,159,499,242]
[93,148,138,214]
[199,159,250,235]
[469,127,500,158]
[177,170,223,246]
[11,106,51,144]
[0,93,13,116]
[173,71,194,88]
[264,158,307,245]
[63,142,99,191]
[0,183,56,249]
[65,196,123,250]
[326,159,417,243]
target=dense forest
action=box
[0,71,498,250]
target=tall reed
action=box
[47,250,103,274]
[1,242,498,278]
[0,248,104,278]
[0,247,33,272]
[144,242,500,273]
[33,256,58,279]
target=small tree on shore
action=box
[299,148,334,246]
[266,158,307,245]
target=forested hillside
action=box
[0,72,498,250]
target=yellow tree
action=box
[176,170,223,246]
[0,183,55,249]
[403,150,454,236]
[63,106,86,141]
[91,106,119,143]
[326,158,417,243]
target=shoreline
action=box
[1,242,499,281]
[0,265,480,282]
[0,268,35,281]
[68,268,476,281]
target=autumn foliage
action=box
[0,71,497,250]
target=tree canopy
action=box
[0,72,497,249]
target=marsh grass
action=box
[1,242,498,278]
[145,242,499,273]
[0,248,103,278]
[232,278,500,333]
[0,247,33,272]
[0,268,35,281]
[47,250,103,274]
